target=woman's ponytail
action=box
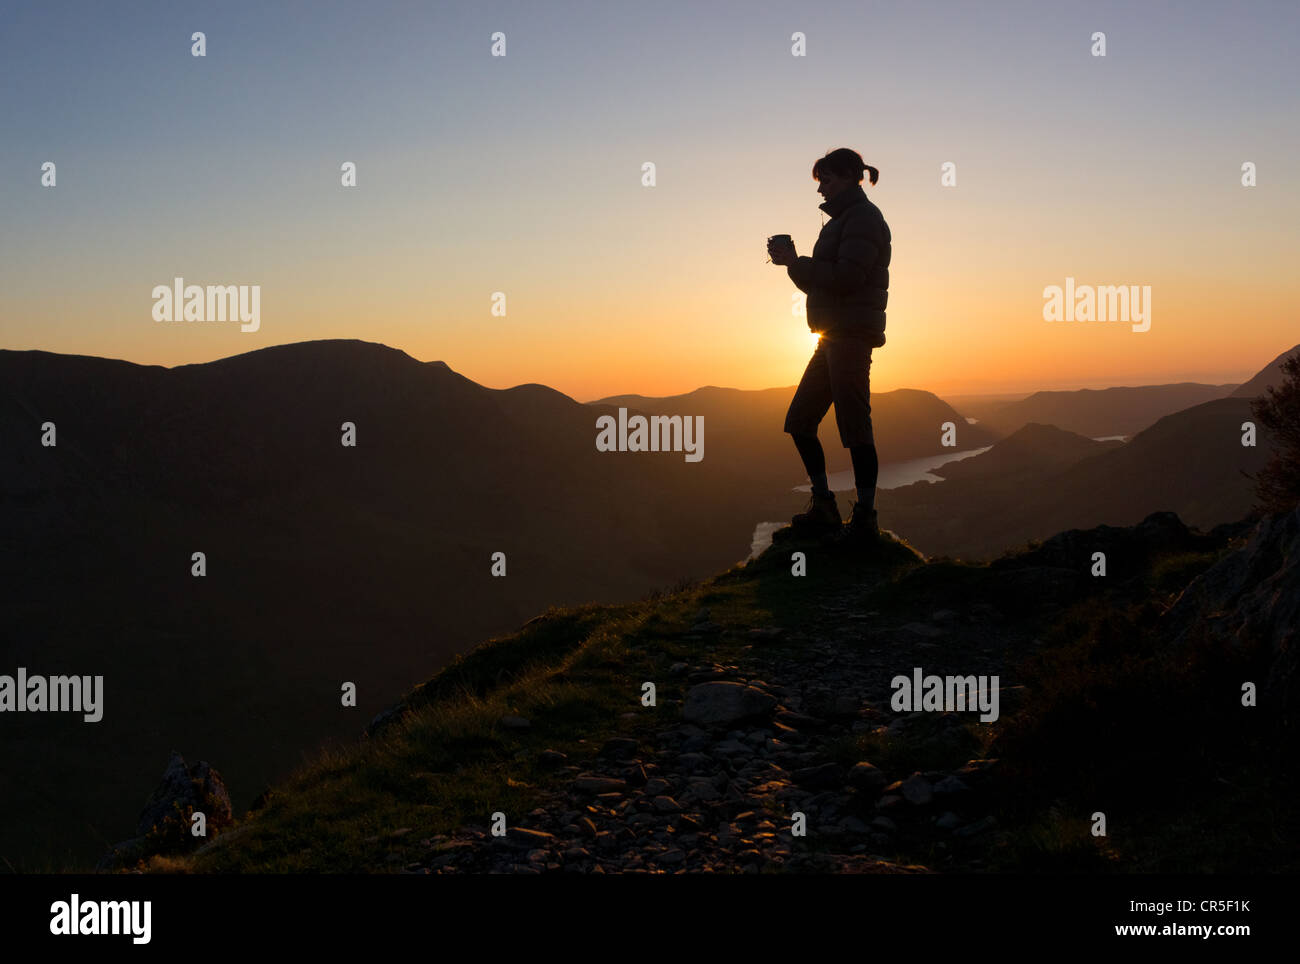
[812,148,879,186]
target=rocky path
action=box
[408,583,1027,874]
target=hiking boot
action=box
[790,490,841,532]
[844,502,879,544]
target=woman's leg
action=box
[784,340,835,495]
[825,335,877,507]
[849,442,878,510]
[792,433,829,497]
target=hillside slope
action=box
[931,423,1122,484]
[878,397,1272,560]
[965,383,1238,438]
[1232,344,1300,398]
[0,339,814,869]
[137,507,1297,875]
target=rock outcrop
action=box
[1162,506,1300,733]
[98,752,233,870]
[991,510,1201,580]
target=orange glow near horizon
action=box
[5,289,1288,405]
[4,3,1297,407]
[4,158,1295,403]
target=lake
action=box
[747,445,994,559]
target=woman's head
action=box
[812,148,879,199]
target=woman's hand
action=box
[768,240,797,265]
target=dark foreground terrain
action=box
[105,505,1299,874]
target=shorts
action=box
[783,333,875,448]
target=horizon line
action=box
[0,337,1271,405]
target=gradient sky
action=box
[2,0,1297,400]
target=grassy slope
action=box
[143,525,1296,874]
[163,538,925,873]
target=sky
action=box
[2,0,1297,401]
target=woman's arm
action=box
[787,207,881,295]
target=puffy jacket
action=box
[787,182,891,343]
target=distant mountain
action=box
[0,339,818,868]
[940,392,1032,425]
[878,396,1272,560]
[957,383,1238,439]
[592,385,1002,473]
[1231,344,1300,397]
[931,423,1123,485]
[1024,396,1271,531]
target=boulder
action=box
[682,682,777,726]
[135,752,232,838]
[98,752,233,870]
[847,762,888,793]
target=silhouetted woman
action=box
[768,147,891,543]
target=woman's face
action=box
[816,170,854,201]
